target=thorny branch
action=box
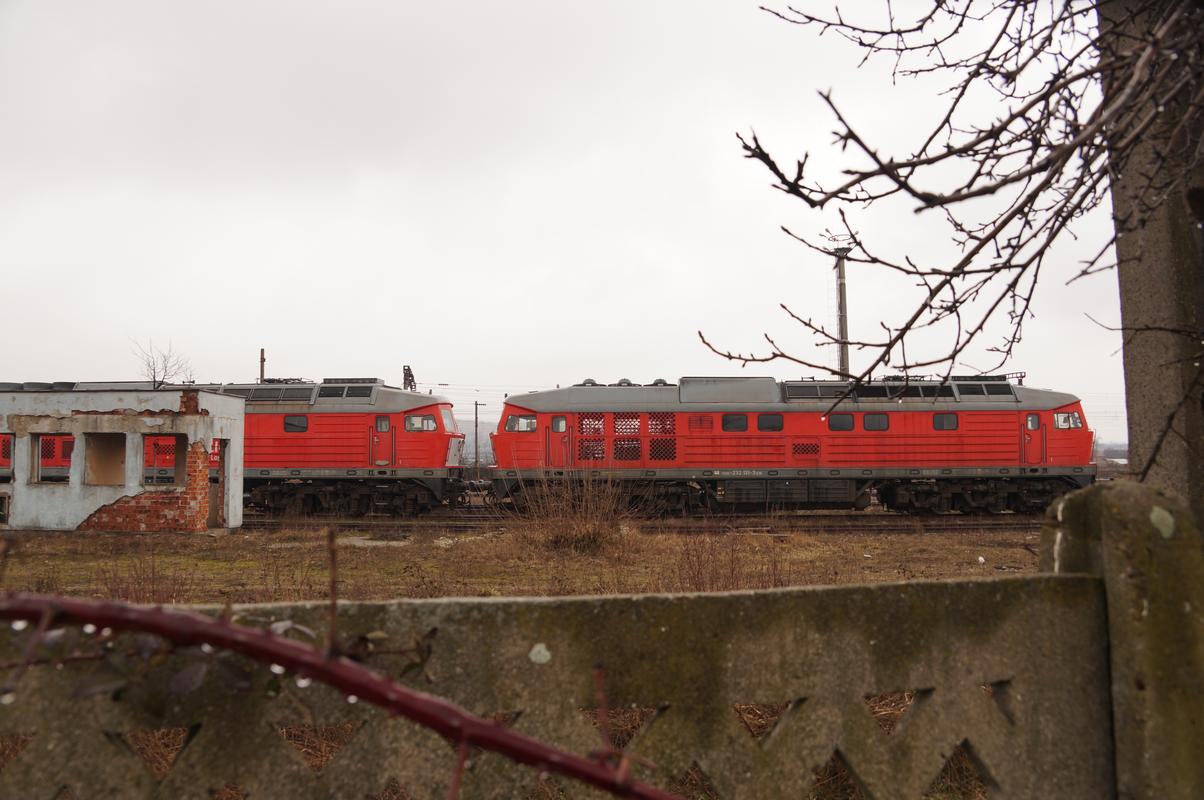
[0,593,683,800]
[707,1,1204,391]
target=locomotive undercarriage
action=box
[497,474,1085,515]
[876,477,1078,514]
[247,479,442,516]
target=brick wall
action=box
[77,441,211,532]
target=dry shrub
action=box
[92,552,197,604]
[511,479,634,555]
[668,535,793,593]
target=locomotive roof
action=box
[0,380,450,413]
[504,376,1081,413]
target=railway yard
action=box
[1,506,1042,605]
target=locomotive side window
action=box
[375,416,391,433]
[827,414,854,431]
[407,414,439,432]
[864,413,889,431]
[502,415,537,433]
[757,413,783,432]
[933,413,959,431]
[284,415,308,433]
[551,416,567,433]
[1026,414,1041,431]
[722,414,748,432]
[1053,412,1083,429]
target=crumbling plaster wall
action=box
[0,390,243,531]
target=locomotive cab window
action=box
[1054,411,1083,429]
[1026,414,1041,431]
[405,414,438,432]
[551,416,567,433]
[284,415,308,433]
[934,413,959,431]
[864,413,889,431]
[503,415,537,433]
[827,414,854,431]
[722,414,748,432]
[757,413,783,432]
[375,416,390,433]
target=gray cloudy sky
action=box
[0,1,1127,440]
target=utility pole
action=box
[473,401,487,478]
[831,246,853,377]
[259,348,265,383]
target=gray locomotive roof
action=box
[504,376,1081,414]
[0,380,450,413]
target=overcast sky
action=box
[0,1,1128,440]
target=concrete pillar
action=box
[1101,0,1204,521]
[1042,481,1204,799]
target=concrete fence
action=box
[0,481,1200,799]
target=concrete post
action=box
[1100,0,1204,522]
[1042,480,1204,799]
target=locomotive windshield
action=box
[504,415,537,432]
[441,408,458,432]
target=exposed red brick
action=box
[76,442,211,533]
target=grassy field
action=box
[0,518,1039,604]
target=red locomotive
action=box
[0,378,464,515]
[490,375,1095,513]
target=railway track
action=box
[241,510,1043,536]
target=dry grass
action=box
[126,727,188,777]
[0,515,1023,800]
[277,722,359,772]
[0,520,1038,604]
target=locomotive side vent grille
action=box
[577,439,604,462]
[614,413,640,436]
[1,436,10,460]
[793,442,820,456]
[649,412,676,435]
[40,437,56,461]
[687,415,713,433]
[649,438,676,461]
[578,413,604,436]
[613,438,641,461]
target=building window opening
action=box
[84,433,126,486]
[143,434,188,485]
[30,435,69,484]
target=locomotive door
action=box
[545,416,570,467]
[1022,413,1045,464]
[372,415,394,466]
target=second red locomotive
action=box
[491,375,1095,513]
